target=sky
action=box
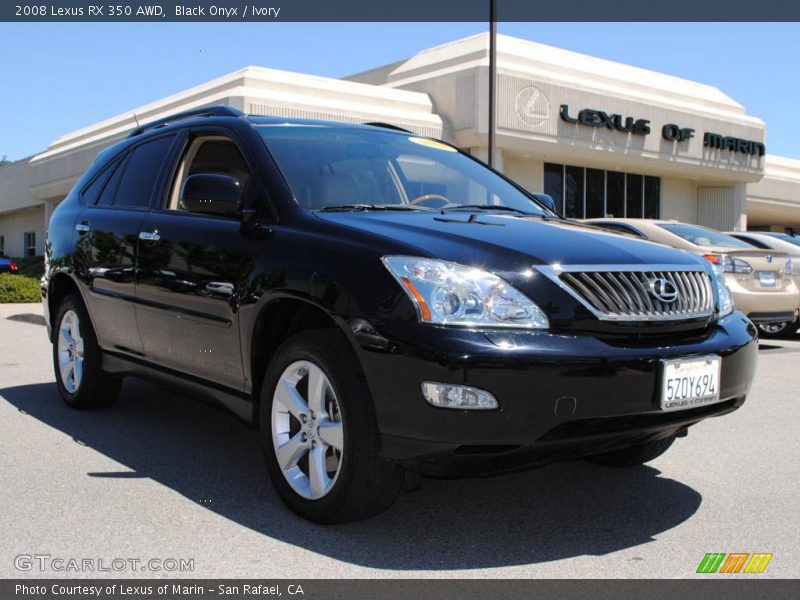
[1,22,799,161]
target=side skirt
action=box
[101,350,255,425]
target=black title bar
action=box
[4,579,800,600]
[3,0,800,22]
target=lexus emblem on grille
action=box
[766,255,774,263]
[649,278,679,303]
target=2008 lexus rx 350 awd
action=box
[42,107,758,523]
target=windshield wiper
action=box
[441,204,533,215]
[315,204,431,212]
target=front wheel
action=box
[52,293,121,408]
[587,435,676,467]
[757,319,799,340]
[259,330,403,523]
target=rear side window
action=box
[81,157,121,205]
[96,156,128,206]
[112,135,175,208]
[659,223,754,249]
[733,235,770,249]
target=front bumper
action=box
[356,312,758,475]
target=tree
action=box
[0,155,11,167]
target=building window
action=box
[606,171,625,218]
[644,176,661,219]
[543,162,564,214]
[585,168,605,218]
[626,174,643,218]
[544,163,661,219]
[23,231,36,257]
[564,166,583,218]
[0,235,4,255]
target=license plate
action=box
[660,356,721,412]
[757,271,777,288]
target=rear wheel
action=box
[52,294,121,408]
[588,435,676,467]
[757,319,799,340]
[259,330,403,523]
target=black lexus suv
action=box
[43,106,758,523]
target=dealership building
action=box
[2,32,799,258]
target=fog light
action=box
[421,382,498,410]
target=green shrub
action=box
[0,274,41,303]
[12,255,45,278]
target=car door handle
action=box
[139,230,160,242]
[75,222,90,234]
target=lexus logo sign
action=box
[649,278,679,303]
[515,86,550,127]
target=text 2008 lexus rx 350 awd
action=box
[42,107,758,523]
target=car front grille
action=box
[557,269,715,321]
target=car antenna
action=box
[132,112,140,128]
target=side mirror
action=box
[531,193,557,214]
[179,174,242,216]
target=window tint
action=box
[764,232,800,247]
[659,223,754,249]
[187,139,251,188]
[258,126,551,215]
[81,158,120,205]
[543,163,564,214]
[585,168,604,218]
[644,176,660,219]
[606,171,624,218]
[168,137,252,211]
[544,163,657,219]
[113,135,175,208]
[732,235,770,249]
[96,155,127,206]
[564,166,583,218]
[24,231,36,257]
[626,174,643,218]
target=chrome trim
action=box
[538,264,715,322]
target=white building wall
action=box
[504,155,544,194]
[697,185,748,232]
[747,156,800,229]
[659,177,698,223]
[0,207,44,257]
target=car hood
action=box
[315,211,705,269]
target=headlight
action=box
[710,264,734,317]
[382,256,549,329]
[784,259,793,281]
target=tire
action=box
[52,293,121,409]
[757,319,800,340]
[588,435,676,468]
[259,329,403,523]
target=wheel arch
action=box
[247,294,363,421]
[46,273,85,341]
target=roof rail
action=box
[362,121,412,133]
[127,106,243,138]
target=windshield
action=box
[764,232,800,247]
[659,223,755,249]
[257,125,551,215]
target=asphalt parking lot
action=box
[0,302,798,579]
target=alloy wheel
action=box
[271,360,344,500]
[57,309,85,393]
[759,322,788,335]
